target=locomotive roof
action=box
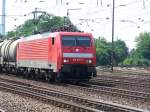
[20,32,50,41]
[20,31,92,42]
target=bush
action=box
[122,58,150,66]
[122,58,133,66]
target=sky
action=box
[0,0,150,50]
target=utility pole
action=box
[97,0,103,6]
[56,0,58,5]
[31,8,46,34]
[56,0,62,5]
[1,0,6,35]
[33,8,38,33]
[111,0,115,72]
[97,0,99,6]
[64,8,81,26]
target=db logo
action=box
[75,48,79,52]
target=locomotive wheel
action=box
[0,66,2,72]
[25,71,30,79]
[47,73,56,82]
[31,74,35,80]
[13,69,18,75]
[14,69,21,76]
[55,72,63,83]
[30,70,38,80]
[6,68,10,74]
[45,74,51,82]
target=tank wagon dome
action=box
[0,38,22,62]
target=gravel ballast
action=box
[0,90,69,112]
[0,74,149,111]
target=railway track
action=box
[91,78,150,90]
[114,70,150,76]
[90,84,150,101]
[0,109,5,112]
[0,77,145,112]
[67,82,150,102]
[96,66,150,77]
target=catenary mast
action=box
[1,0,6,35]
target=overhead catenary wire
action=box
[86,0,145,16]
[2,0,150,40]
[83,0,150,29]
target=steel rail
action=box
[96,66,150,76]
[67,83,150,101]
[0,81,99,112]
[0,77,146,112]
[91,78,150,90]
[90,84,150,100]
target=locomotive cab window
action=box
[77,37,91,47]
[62,36,91,47]
[52,37,55,45]
[62,36,76,46]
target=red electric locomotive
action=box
[0,31,96,82]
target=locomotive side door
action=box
[49,36,58,72]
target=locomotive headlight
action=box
[88,60,92,64]
[86,59,92,64]
[64,59,69,63]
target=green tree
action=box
[95,37,128,66]
[37,14,65,32]
[136,32,150,59]
[123,32,150,66]
[21,20,34,36]
[6,13,78,38]
[7,31,15,37]
[114,40,128,65]
[0,34,5,41]
[95,37,111,66]
[0,34,3,39]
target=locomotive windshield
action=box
[62,36,91,47]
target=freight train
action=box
[0,31,96,82]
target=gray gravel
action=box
[0,90,69,112]
[0,74,149,111]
